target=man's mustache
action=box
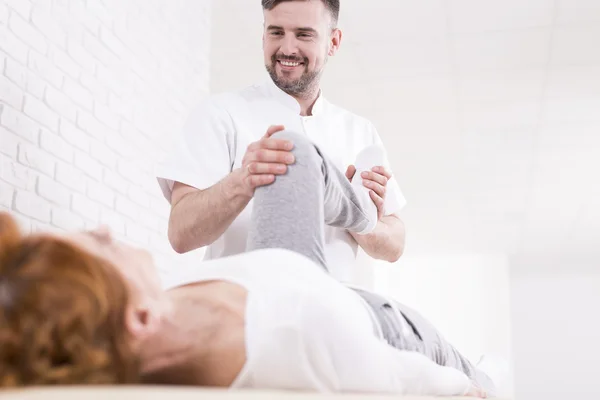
[273,54,307,63]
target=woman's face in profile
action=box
[66,226,163,305]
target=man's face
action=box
[263,0,340,97]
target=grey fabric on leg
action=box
[353,288,497,397]
[245,130,372,270]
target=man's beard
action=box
[266,53,323,97]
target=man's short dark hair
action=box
[261,0,340,27]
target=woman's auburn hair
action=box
[0,212,139,386]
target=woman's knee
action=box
[271,130,312,153]
[271,130,321,172]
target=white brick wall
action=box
[0,0,211,276]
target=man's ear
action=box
[329,28,342,56]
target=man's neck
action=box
[292,84,321,117]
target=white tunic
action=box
[163,249,471,396]
[156,80,407,282]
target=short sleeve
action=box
[369,123,407,215]
[298,297,471,396]
[156,98,234,202]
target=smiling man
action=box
[156,0,407,282]
[263,2,329,106]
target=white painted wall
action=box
[0,0,211,276]
[375,254,511,362]
[510,256,600,400]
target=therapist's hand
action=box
[235,125,296,197]
[345,165,391,221]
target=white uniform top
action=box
[156,79,407,282]
[163,248,471,396]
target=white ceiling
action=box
[210,0,600,258]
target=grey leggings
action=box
[246,130,372,269]
[355,289,497,396]
[245,130,496,396]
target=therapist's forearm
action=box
[168,170,251,254]
[350,215,405,262]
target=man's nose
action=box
[280,34,299,56]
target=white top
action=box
[156,80,407,282]
[163,248,471,396]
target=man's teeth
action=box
[280,61,301,67]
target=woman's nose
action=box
[92,225,112,242]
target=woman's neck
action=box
[138,281,248,386]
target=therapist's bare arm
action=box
[345,165,406,262]
[167,125,295,253]
[350,215,406,262]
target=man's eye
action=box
[298,33,311,38]
[271,31,283,36]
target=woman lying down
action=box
[0,132,494,397]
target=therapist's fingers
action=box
[247,138,294,152]
[246,149,295,164]
[372,166,392,179]
[345,165,356,181]
[247,162,288,175]
[369,190,385,221]
[263,125,286,138]
[360,170,388,187]
[247,173,276,188]
[363,179,386,198]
